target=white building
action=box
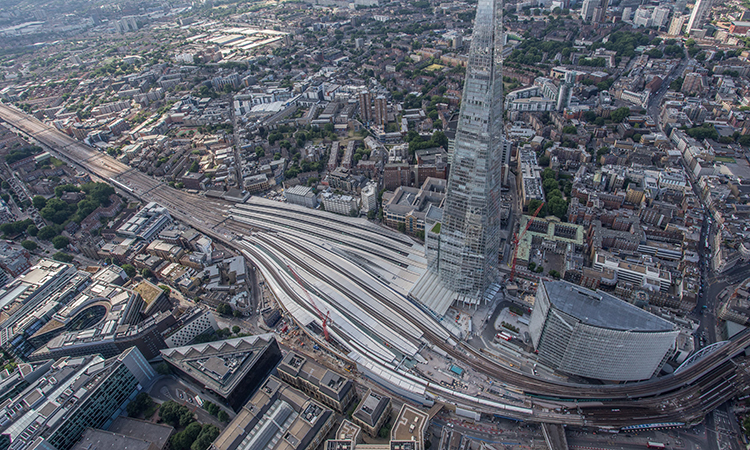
[686,0,713,33]
[285,185,318,209]
[361,182,378,212]
[164,308,219,347]
[116,202,172,242]
[322,193,360,215]
[593,251,672,292]
[669,14,686,35]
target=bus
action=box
[496,333,511,341]
[646,442,666,449]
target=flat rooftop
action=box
[108,416,174,448]
[353,389,390,427]
[544,281,676,332]
[70,428,151,450]
[391,404,428,443]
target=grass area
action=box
[431,222,441,233]
[715,156,736,163]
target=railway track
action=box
[3,103,750,428]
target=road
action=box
[3,103,750,429]
[647,49,690,134]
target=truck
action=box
[646,442,666,449]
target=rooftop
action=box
[160,334,276,396]
[391,404,428,443]
[543,281,676,332]
[70,428,152,450]
[353,389,390,427]
[211,376,333,450]
[108,416,174,449]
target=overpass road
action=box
[2,103,750,428]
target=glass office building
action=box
[436,0,506,297]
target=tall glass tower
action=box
[437,0,505,298]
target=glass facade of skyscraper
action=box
[436,0,505,297]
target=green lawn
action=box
[715,156,736,163]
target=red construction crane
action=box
[287,265,332,341]
[509,202,545,282]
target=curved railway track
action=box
[2,103,750,428]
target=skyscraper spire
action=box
[437,0,505,298]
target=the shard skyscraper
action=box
[411,0,506,313]
[437,0,505,298]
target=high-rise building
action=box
[633,7,652,27]
[529,281,679,382]
[556,72,574,112]
[411,0,506,309]
[599,0,609,21]
[0,347,155,450]
[358,91,372,124]
[652,6,671,28]
[685,0,712,34]
[621,7,633,21]
[668,14,687,35]
[374,95,387,127]
[581,0,598,21]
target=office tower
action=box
[685,0,712,34]
[359,91,372,124]
[374,95,387,127]
[0,347,155,450]
[437,0,505,297]
[529,281,679,382]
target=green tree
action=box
[611,107,630,123]
[204,401,220,416]
[232,325,241,334]
[527,199,548,216]
[126,392,154,417]
[26,224,38,236]
[217,303,233,315]
[121,264,136,278]
[52,235,69,249]
[21,240,37,250]
[32,195,47,209]
[562,125,577,134]
[192,425,221,450]
[189,161,200,172]
[142,268,154,278]
[155,362,171,375]
[218,410,229,422]
[53,252,74,263]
